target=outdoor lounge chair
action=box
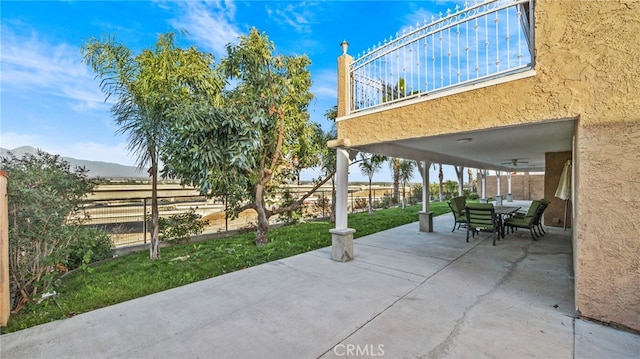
[447,195,467,232]
[505,200,542,240]
[465,203,500,245]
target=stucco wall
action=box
[336,1,640,330]
[575,120,640,329]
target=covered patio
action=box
[330,0,640,332]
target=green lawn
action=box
[2,202,450,333]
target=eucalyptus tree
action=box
[398,160,415,208]
[359,153,386,214]
[162,28,328,245]
[82,32,223,259]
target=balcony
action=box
[348,0,534,115]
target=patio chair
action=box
[512,199,549,237]
[447,195,467,232]
[465,203,500,245]
[504,200,542,240]
[534,199,550,236]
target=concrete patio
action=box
[1,209,638,358]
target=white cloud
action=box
[0,26,108,111]
[265,2,316,34]
[0,131,137,166]
[168,0,242,57]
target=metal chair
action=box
[465,203,500,245]
[447,195,467,232]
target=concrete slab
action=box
[574,319,640,359]
[1,212,638,358]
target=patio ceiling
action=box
[350,119,575,172]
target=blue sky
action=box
[1,0,461,182]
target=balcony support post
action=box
[330,147,355,262]
[419,161,433,232]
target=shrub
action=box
[66,227,114,272]
[276,189,303,224]
[2,150,95,313]
[353,198,368,211]
[314,196,332,217]
[466,191,479,200]
[158,208,208,243]
[376,193,394,209]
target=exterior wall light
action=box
[340,40,349,55]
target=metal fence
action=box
[81,187,415,248]
[350,0,534,113]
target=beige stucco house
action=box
[329,0,639,331]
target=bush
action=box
[1,150,95,313]
[466,191,479,200]
[314,196,332,217]
[353,198,368,211]
[66,227,114,272]
[276,189,303,224]
[376,193,394,209]
[158,208,208,243]
[411,184,423,204]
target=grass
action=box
[2,202,450,333]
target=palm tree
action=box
[82,33,221,259]
[359,153,386,214]
[398,160,415,208]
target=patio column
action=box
[507,172,513,202]
[328,42,355,262]
[495,171,503,205]
[330,147,355,262]
[419,161,433,232]
[479,169,487,203]
[454,165,464,196]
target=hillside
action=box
[0,146,147,179]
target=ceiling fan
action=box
[501,158,529,167]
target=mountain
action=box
[0,146,148,179]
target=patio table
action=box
[494,206,521,238]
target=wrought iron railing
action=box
[349,0,534,113]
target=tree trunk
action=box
[149,152,160,259]
[392,159,400,204]
[368,178,374,215]
[254,182,270,246]
[438,163,444,201]
[402,182,406,208]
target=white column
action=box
[507,172,513,202]
[478,170,487,202]
[419,161,433,232]
[422,161,430,213]
[495,171,503,205]
[330,147,355,261]
[334,148,349,229]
